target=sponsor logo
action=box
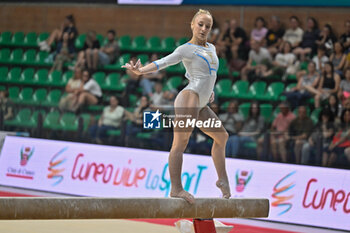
[20,146,34,166]
[235,169,253,193]
[47,147,67,186]
[143,110,161,129]
[271,171,296,216]
[6,146,35,180]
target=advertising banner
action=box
[0,136,349,230]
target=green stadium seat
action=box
[62,70,73,86]
[75,34,86,50]
[217,58,229,76]
[33,69,49,86]
[215,79,232,98]
[4,108,32,127]
[79,113,92,131]
[311,108,321,124]
[18,87,34,104]
[93,71,106,87]
[36,51,50,66]
[0,67,8,83]
[60,113,78,131]
[42,89,62,107]
[96,34,105,46]
[24,32,37,47]
[22,49,36,65]
[165,76,183,91]
[105,53,131,70]
[248,81,266,100]
[43,111,61,130]
[118,35,131,51]
[239,102,251,120]
[20,68,35,85]
[260,103,273,123]
[280,83,297,101]
[131,36,146,52]
[30,110,46,128]
[0,48,10,63]
[160,37,175,53]
[9,48,24,64]
[145,36,161,52]
[11,32,25,46]
[219,101,230,111]
[87,105,104,112]
[32,88,47,106]
[103,73,122,91]
[8,86,20,102]
[137,54,148,64]
[7,67,22,84]
[129,94,138,108]
[232,80,249,99]
[260,82,285,101]
[107,129,121,136]
[48,70,63,87]
[176,37,189,46]
[37,32,49,44]
[0,31,12,46]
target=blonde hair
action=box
[191,9,212,24]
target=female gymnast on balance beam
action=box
[122,9,231,204]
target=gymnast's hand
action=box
[209,91,215,103]
[122,59,142,75]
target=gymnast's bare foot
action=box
[170,189,195,204]
[216,179,231,199]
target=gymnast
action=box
[122,9,231,204]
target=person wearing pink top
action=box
[251,17,268,42]
[270,102,296,162]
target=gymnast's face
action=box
[191,14,213,42]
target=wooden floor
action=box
[0,219,179,233]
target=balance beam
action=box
[0,197,269,220]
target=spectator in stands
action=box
[215,20,230,58]
[264,15,285,56]
[72,30,100,70]
[50,32,75,73]
[314,62,341,108]
[149,81,177,112]
[284,61,319,109]
[0,90,13,121]
[270,102,295,162]
[323,108,350,167]
[140,53,165,97]
[293,17,320,61]
[301,108,335,165]
[261,41,296,79]
[312,45,329,73]
[338,68,350,103]
[316,24,337,54]
[59,67,83,112]
[89,96,125,144]
[208,17,220,44]
[281,16,303,49]
[325,94,341,122]
[340,20,350,53]
[39,14,77,52]
[219,100,243,136]
[240,39,272,81]
[288,105,314,164]
[329,41,346,76]
[251,17,268,42]
[86,29,118,71]
[226,102,264,158]
[71,69,102,112]
[150,81,164,108]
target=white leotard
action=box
[153,42,219,108]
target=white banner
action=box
[0,136,349,231]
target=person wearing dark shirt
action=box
[73,30,101,70]
[39,14,78,52]
[264,15,285,56]
[316,24,337,55]
[340,20,350,53]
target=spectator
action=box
[312,45,329,73]
[140,53,165,97]
[149,81,177,112]
[270,102,296,162]
[215,20,230,58]
[323,108,350,167]
[39,14,77,52]
[314,62,341,108]
[50,32,75,73]
[284,61,319,109]
[329,41,346,76]
[73,30,100,70]
[282,16,303,49]
[339,20,350,53]
[0,90,13,121]
[226,102,264,158]
[293,17,320,61]
[241,39,272,81]
[251,17,268,42]
[71,69,102,112]
[218,100,244,136]
[301,108,335,165]
[150,81,164,108]
[59,67,83,112]
[324,94,341,122]
[89,96,125,144]
[262,41,296,79]
[316,24,337,54]
[264,15,285,56]
[86,29,118,71]
[338,68,350,103]
[208,17,220,44]
[288,105,314,164]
